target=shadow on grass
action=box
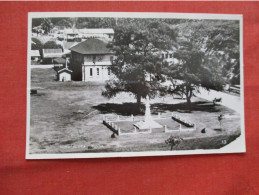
[93,101,220,116]
[93,103,145,116]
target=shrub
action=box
[165,136,183,150]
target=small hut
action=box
[57,68,72,82]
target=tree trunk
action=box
[137,95,141,107]
[186,96,191,105]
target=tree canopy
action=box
[102,20,177,106]
[167,39,225,104]
[43,41,62,49]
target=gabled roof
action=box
[69,39,112,55]
[57,67,73,73]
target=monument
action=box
[134,96,162,129]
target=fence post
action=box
[118,128,120,135]
[117,115,120,121]
[158,113,161,119]
[131,114,134,121]
[164,125,167,132]
[180,124,182,131]
[134,127,137,133]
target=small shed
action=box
[57,68,72,82]
[31,50,40,61]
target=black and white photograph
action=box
[26,12,245,159]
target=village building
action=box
[77,28,114,42]
[42,48,63,64]
[56,67,72,82]
[64,29,80,42]
[69,39,114,82]
[160,50,179,65]
[31,50,41,62]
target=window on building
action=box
[166,54,169,58]
[169,54,173,58]
[97,68,99,76]
[161,54,164,59]
[90,68,93,76]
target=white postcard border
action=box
[26,12,245,159]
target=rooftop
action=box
[69,39,112,55]
[31,50,40,57]
[42,49,63,58]
[78,28,114,34]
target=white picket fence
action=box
[164,124,196,133]
[103,117,152,135]
[103,113,196,135]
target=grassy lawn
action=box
[29,68,241,154]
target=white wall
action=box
[59,72,71,81]
[82,65,112,82]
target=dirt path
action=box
[196,88,241,114]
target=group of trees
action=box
[32,38,62,50]
[102,19,177,106]
[102,18,240,108]
[32,17,117,33]
[32,17,240,107]
[31,38,62,63]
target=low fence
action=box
[171,113,194,127]
[103,117,152,135]
[103,113,196,136]
[164,124,196,133]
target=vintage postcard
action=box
[26,12,245,159]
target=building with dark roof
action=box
[69,39,114,81]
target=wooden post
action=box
[180,124,182,131]
[158,113,161,119]
[134,127,137,133]
[131,114,134,121]
[164,125,167,132]
[117,115,120,121]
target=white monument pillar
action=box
[134,96,162,129]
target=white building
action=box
[69,38,114,82]
[57,68,72,82]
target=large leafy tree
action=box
[205,21,240,85]
[168,39,225,104]
[172,20,240,85]
[102,20,177,107]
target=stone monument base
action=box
[134,119,163,130]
